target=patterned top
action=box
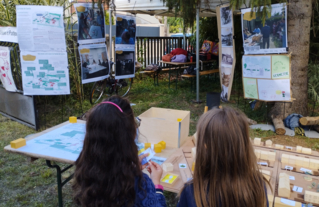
[133,173,167,207]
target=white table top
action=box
[87,64,107,74]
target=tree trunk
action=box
[270,1,312,124]
[299,117,319,126]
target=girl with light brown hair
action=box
[177,107,270,207]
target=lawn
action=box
[1,75,318,206]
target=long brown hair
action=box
[73,96,142,207]
[193,107,269,207]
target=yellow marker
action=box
[158,141,166,149]
[144,143,151,149]
[154,144,162,153]
[10,138,26,149]
[204,106,208,113]
[69,116,77,123]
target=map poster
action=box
[115,48,135,79]
[20,51,70,95]
[242,55,271,79]
[16,5,66,52]
[241,3,288,55]
[272,55,290,79]
[115,14,136,50]
[0,47,17,92]
[243,78,259,99]
[74,3,105,45]
[79,44,109,84]
[257,79,291,101]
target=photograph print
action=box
[115,49,135,79]
[220,7,232,27]
[116,14,136,46]
[79,44,109,84]
[221,47,234,66]
[221,27,233,47]
[220,66,232,102]
[241,3,287,54]
[74,3,105,44]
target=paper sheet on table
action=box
[257,79,291,101]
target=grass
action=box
[1,75,319,206]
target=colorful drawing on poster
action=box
[243,78,258,99]
[242,55,271,79]
[272,55,289,79]
[32,12,63,28]
[257,79,291,101]
[0,47,17,92]
[161,174,178,184]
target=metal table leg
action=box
[168,68,171,88]
[46,160,74,207]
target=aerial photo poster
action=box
[242,53,291,101]
[217,4,236,102]
[241,3,288,55]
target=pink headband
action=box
[99,101,123,113]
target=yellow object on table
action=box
[69,116,77,123]
[158,141,166,149]
[144,143,151,149]
[161,173,179,184]
[10,138,26,149]
[154,144,162,153]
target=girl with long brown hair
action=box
[178,107,270,207]
[73,96,166,207]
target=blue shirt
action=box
[177,183,269,207]
[133,173,167,207]
[253,28,261,33]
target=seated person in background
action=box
[178,107,270,207]
[244,27,252,38]
[73,96,167,207]
[89,21,103,39]
[253,26,261,34]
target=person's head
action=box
[193,107,269,207]
[122,31,130,43]
[73,96,141,207]
[80,13,84,19]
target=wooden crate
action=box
[138,107,190,148]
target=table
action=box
[87,64,107,74]
[4,120,193,207]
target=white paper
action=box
[242,55,271,79]
[285,166,293,170]
[15,123,85,162]
[300,168,313,174]
[179,163,187,168]
[0,47,17,92]
[241,3,288,55]
[151,156,166,166]
[257,79,291,101]
[281,198,296,206]
[16,5,66,52]
[20,51,70,95]
[293,186,303,193]
[257,162,268,166]
[286,146,293,150]
[289,176,295,180]
[115,48,135,79]
[140,148,156,165]
[115,14,136,50]
[0,27,18,43]
[74,3,105,44]
[78,44,109,84]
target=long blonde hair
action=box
[192,107,269,207]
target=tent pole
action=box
[195,7,200,103]
[109,4,113,72]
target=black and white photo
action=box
[74,3,105,44]
[221,27,233,47]
[79,44,109,84]
[115,50,135,79]
[220,7,232,27]
[221,47,234,66]
[242,3,288,54]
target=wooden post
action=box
[299,117,319,126]
[271,116,286,135]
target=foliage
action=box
[308,63,319,105]
[189,17,218,48]
[310,0,319,61]
[105,10,115,25]
[167,17,183,33]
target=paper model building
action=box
[310,159,319,170]
[274,197,302,207]
[259,169,271,181]
[191,147,196,159]
[275,144,284,150]
[163,163,174,172]
[305,190,319,204]
[302,147,312,154]
[296,146,302,152]
[254,138,261,145]
[265,140,272,147]
[281,154,289,163]
[278,173,290,198]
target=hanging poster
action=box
[79,44,109,84]
[257,79,291,101]
[241,3,288,54]
[0,47,17,92]
[20,51,70,95]
[74,3,105,44]
[0,27,18,43]
[115,14,136,49]
[115,48,135,79]
[217,4,236,102]
[242,55,271,79]
[16,5,66,52]
[242,53,291,101]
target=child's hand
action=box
[148,161,163,185]
[139,153,149,170]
